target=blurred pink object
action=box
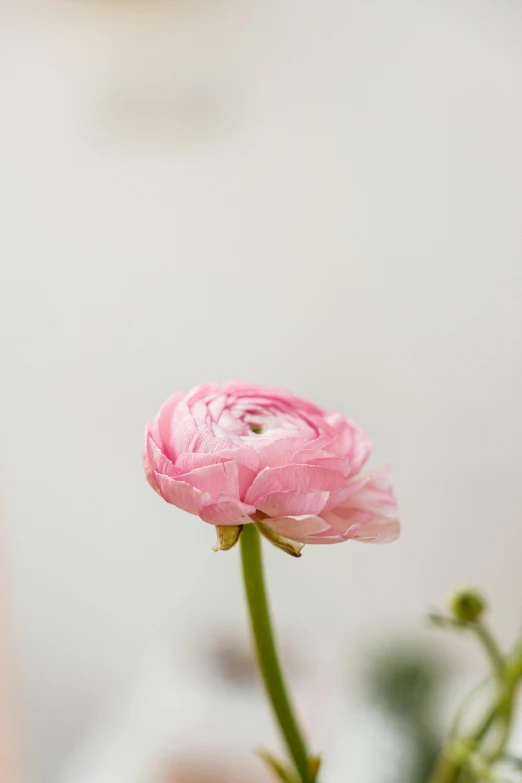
[159,754,267,783]
[0,533,24,783]
[143,382,399,545]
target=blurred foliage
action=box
[364,643,446,783]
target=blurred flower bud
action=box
[449,589,486,623]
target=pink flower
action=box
[143,382,399,547]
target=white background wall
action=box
[1,1,522,780]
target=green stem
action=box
[474,623,505,681]
[428,622,516,783]
[240,523,311,783]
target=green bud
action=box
[449,589,486,623]
[212,525,243,552]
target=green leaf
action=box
[307,754,322,781]
[212,525,243,552]
[257,749,300,783]
[428,611,465,629]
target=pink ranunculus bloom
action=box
[143,382,399,547]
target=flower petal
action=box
[302,435,335,450]
[256,490,330,518]
[170,400,240,457]
[146,434,179,479]
[142,432,158,492]
[156,391,186,456]
[295,532,346,545]
[255,437,309,468]
[321,467,399,538]
[175,461,240,503]
[321,478,370,512]
[349,466,398,515]
[200,497,256,525]
[292,449,352,476]
[237,463,257,499]
[323,415,371,470]
[346,516,401,544]
[175,447,260,474]
[152,473,208,514]
[207,393,229,422]
[322,507,374,533]
[245,465,346,505]
[265,514,330,542]
[184,383,220,406]
[222,381,327,418]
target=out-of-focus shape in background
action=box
[0,519,24,783]
[358,643,445,783]
[59,0,260,145]
[55,633,321,783]
[1,0,522,781]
